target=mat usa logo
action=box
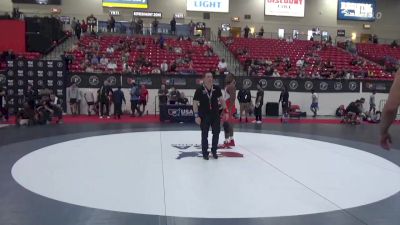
[168,108,194,117]
[172,144,244,159]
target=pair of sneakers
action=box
[223,139,235,148]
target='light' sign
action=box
[187,0,230,13]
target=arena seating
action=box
[356,43,400,63]
[222,37,391,79]
[68,35,219,75]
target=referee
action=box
[193,73,225,160]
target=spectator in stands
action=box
[158,84,168,105]
[100,55,109,66]
[139,85,149,114]
[81,20,88,33]
[151,67,161,74]
[0,86,8,122]
[390,40,398,49]
[85,63,95,73]
[272,69,280,77]
[106,45,115,54]
[130,80,142,117]
[312,71,321,79]
[107,60,118,72]
[137,17,143,34]
[174,46,183,54]
[152,18,159,34]
[122,62,132,74]
[259,26,264,37]
[218,59,228,72]
[265,66,273,76]
[296,58,305,68]
[98,81,113,119]
[170,17,176,35]
[90,54,99,65]
[108,15,116,33]
[71,17,77,34]
[244,25,250,38]
[168,87,180,105]
[74,21,82,40]
[160,60,169,74]
[159,34,165,49]
[113,86,125,120]
[324,59,334,69]
[67,82,80,116]
[372,34,378,44]
[170,61,177,72]
[25,84,37,110]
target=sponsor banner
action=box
[160,104,195,123]
[265,0,305,17]
[69,73,362,93]
[133,11,162,18]
[337,29,346,37]
[362,80,392,93]
[6,60,66,114]
[102,0,148,9]
[187,0,230,13]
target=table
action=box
[159,104,195,123]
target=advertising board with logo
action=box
[6,60,66,114]
[265,0,305,17]
[187,0,230,13]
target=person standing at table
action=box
[98,81,113,119]
[193,73,225,160]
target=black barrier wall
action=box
[6,60,66,114]
[67,73,366,93]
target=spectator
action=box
[106,45,115,54]
[159,34,165,49]
[139,85,149,114]
[151,67,161,74]
[152,18,159,34]
[122,62,132,74]
[81,20,88,33]
[85,64,95,73]
[272,69,280,77]
[130,80,142,117]
[168,86,180,104]
[90,54,99,65]
[218,58,228,72]
[137,17,143,34]
[279,86,289,116]
[296,58,305,68]
[87,14,97,33]
[25,84,37,109]
[244,25,250,38]
[5,50,16,61]
[253,84,264,124]
[170,17,176,35]
[259,26,264,37]
[113,86,126,119]
[390,40,398,48]
[108,15,116,33]
[160,60,169,74]
[100,55,109,66]
[107,60,118,71]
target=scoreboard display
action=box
[337,0,376,21]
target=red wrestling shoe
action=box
[229,139,235,147]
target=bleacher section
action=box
[68,36,219,75]
[222,38,391,79]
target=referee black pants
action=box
[200,114,221,155]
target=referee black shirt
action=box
[193,85,222,117]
